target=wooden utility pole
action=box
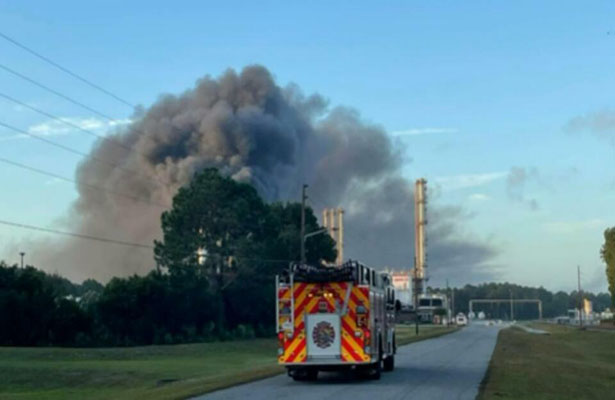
[300,184,308,264]
[509,289,514,321]
[446,279,450,325]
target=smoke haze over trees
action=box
[17,65,497,284]
[1,169,337,345]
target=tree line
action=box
[429,282,611,320]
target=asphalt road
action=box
[195,323,506,400]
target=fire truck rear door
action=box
[306,313,341,359]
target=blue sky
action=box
[1,1,614,291]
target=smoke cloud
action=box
[565,109,615,145]
[506,167,539,211]
[19,66,498,284]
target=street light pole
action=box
[19,252,25,268]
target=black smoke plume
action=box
[25,66,498,284]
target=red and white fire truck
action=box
[276,260,397,380]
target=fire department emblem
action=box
[312,321,335,349]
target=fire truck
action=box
[276,260,397,380]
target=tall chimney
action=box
[412,178,427,306]
[322,209,329,233]
[328,208,335,238]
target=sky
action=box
[0,1,614,292]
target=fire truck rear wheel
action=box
[383,354,395,372]
[291,368,318,381]
[369,342,382,380]
[305,369,318,381]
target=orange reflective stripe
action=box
[285,337,306,363]
[353,286,369,304]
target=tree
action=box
[154,168,336,334]
[601,227,615,310]
[154,168,270,275]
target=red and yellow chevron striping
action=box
[278,282,372,364]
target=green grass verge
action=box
[395,324,459,346]
[0,325,458,400]
[478,323,615,400]
[0,339,283,400]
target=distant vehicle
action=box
[478,311,486,320]
[276,261,397,381]
[468,311,476,319]
[456,313,468,326]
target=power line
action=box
[0,120,162,187]
[0,91,127,147]
[0,218,292,264]
[0,31,135,108]
[0,63,117,121]
[0,157,169,210]
[0,122,288,238]
[0,93,168,187]
[0,219,153,249]
[0,63,169,178]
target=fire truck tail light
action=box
[364,330,371,346]
[278,331,285,346]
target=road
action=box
[195,322,507,400]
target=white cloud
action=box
[468,193,490,202]
[434,172,507,192]
[27,117,131,137]
[391,127,458,136]
[542,219,606,235]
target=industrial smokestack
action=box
[412,178,427,305]
[322,209,329,234]
[321,207,344,266]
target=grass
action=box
[0,325,458,400]
[0,339,282,400]
[395,324,459,346]
[478,323,615,400]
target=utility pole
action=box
[19,252,25,268]
[509,289,514,321]
[446,279,450,326]
[578,265,583,328]
[300,184,308,264]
